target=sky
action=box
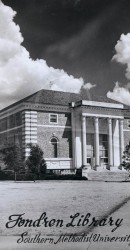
[1,0,130,107]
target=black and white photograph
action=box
[0,0,130,249]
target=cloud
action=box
[107,82,130,106]
[112,33,130,65]
[107,33,130,106]
[0,1,86,109]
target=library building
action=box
[0,89,130,174]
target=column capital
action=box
[108,117,112,122]
[81,115,86,125]
[94,117,99,122]
[81,115,86,120]
[119,119,124,125]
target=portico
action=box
[72,100,124,170]
[81,115,124,169]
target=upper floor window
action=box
[49,114,58,124]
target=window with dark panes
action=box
[127,120,130,128]
[51,137,58,158]
[49,114,58,124]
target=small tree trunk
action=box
[34,174,35,182]
[14,171,17,182]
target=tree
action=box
[26,143,46,182]
[1,144,23,181]
[121,142,130,171]
[40,158,47,177]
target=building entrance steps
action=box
[82,168,130,181]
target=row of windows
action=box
[1,113,130,127]
[51,117,130,127]
[0,113,22,131]
[87,157,108,164]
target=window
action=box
[86,134,94,165]
[86,134,94,157]
[49,114,58,124]
[50,137,58,158]
[127,120,130,128]
[87,158,91,164]
[99,134,108,164]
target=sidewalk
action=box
[83,197,130,250]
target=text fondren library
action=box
[0,89,130,171]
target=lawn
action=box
[0,180,130,249]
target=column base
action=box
[82,165,87,168]
[93,165,99,171]
[106,165,111,170]
[118,165,122,170]
[110,166,119,171]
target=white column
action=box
[75,114,82,168]
[113,119,120,167]
[119,119,124,164]
[71,108,75,169]
[108,118,113,167]
[94,117,99,167]
[81,115,87,167]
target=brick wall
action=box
[37,112,71,126]
[123,118,130,147]
[124,131,130,146]
[37,127,72,158]
[37,111,72,158]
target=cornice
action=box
[0,102,71,119]
[75,100,124,109]
[81,105,123,112]
[0,103,25,119]
[73,104,124,113]
[1,99,128,120]
[23,102,70,113]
